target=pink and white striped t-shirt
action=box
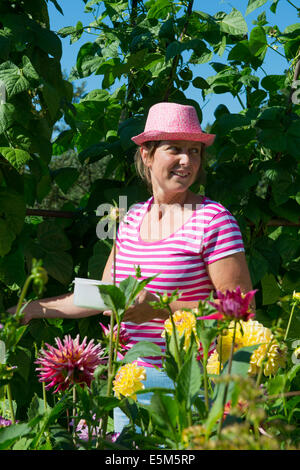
[112,196,245,367]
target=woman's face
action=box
[141,140,202,195]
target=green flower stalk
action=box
[217,320,238,438]
[1,259,48,425]
[6,382,15,424]
[99,205,122,444]
[284,292,300,341]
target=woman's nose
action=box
[178,151,191,164]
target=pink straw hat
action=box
[131,102,215,146]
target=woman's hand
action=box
[103,289,169,324]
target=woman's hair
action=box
[134,141,207,194]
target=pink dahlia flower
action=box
[206,286,257,322]
[35,334,105,393]
[196,287,257,322]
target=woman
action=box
[101,102,254,431]
[9,102,254,432]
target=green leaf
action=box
[0,219,15,257]
[249,26,267,58]
[0,147,31,170]
[246,0,268,16]
[261,273,281,305]
[0,423,31,450]
[57,26,77,38]
[0,187,26,236]
[205,346,258,435]
[177,354,202,408]
[88,240,112,280]
[119,274,158,308]
[266,374,286,395]
[0,33,11,60]
[27,394,47,421]
[261,74,286,92]
[22,56,39,82]
[220,9,248,36]
[192,76,210,89]
[53,167,79,194]
[98,284,126,312]
[0,103,16,134]
[118,276,138,306]
[269,200,300,224]
[34,26,62,60]
[121,341,162,364]
[42,83,61,122]
[197,324,218,359]
[37,221,71,252]
[76,42,102,77]
[148,393,178,434]
[216,113,251,134]
[0,61,30,98]
[147,0,173,19]
[43,251,73,286]
[247,248,269,286]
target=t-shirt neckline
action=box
[137,195,206,245]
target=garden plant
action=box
[0,0,300,450]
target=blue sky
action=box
[48,0,297,126]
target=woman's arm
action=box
[8,293,103,323]
[7,246,118,323]
[207,251,255,309]
[117,252,255,324]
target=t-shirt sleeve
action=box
[202,210,245,265]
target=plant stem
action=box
[217,320,237,438]
[284,301,297,341]
[100,223,117,446]
[15,275,34,316]
[72,386,77,443]
[42,381,47,411]
[202,354,210,413]
[219,332,223,375]
[6,383,15,424]
[286,0,299,10]
[236,93,245,109]
[267,44,287,60]
[168,305,182,369]
[255,338,275,388]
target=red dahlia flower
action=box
[35,334,104,393]
[197,287,257,322]
[208,286,257,321]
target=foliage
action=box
[0,266,299,450]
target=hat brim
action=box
[131,130,215,147]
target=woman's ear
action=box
[140,145,152,168]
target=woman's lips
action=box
[170,170,191,178]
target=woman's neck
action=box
[152,190,191,207]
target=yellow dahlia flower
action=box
[162,310,197,351]
[206,349,222,375]
[113,363,146,400]
[207,320,287,377]
[249,342,287,376]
